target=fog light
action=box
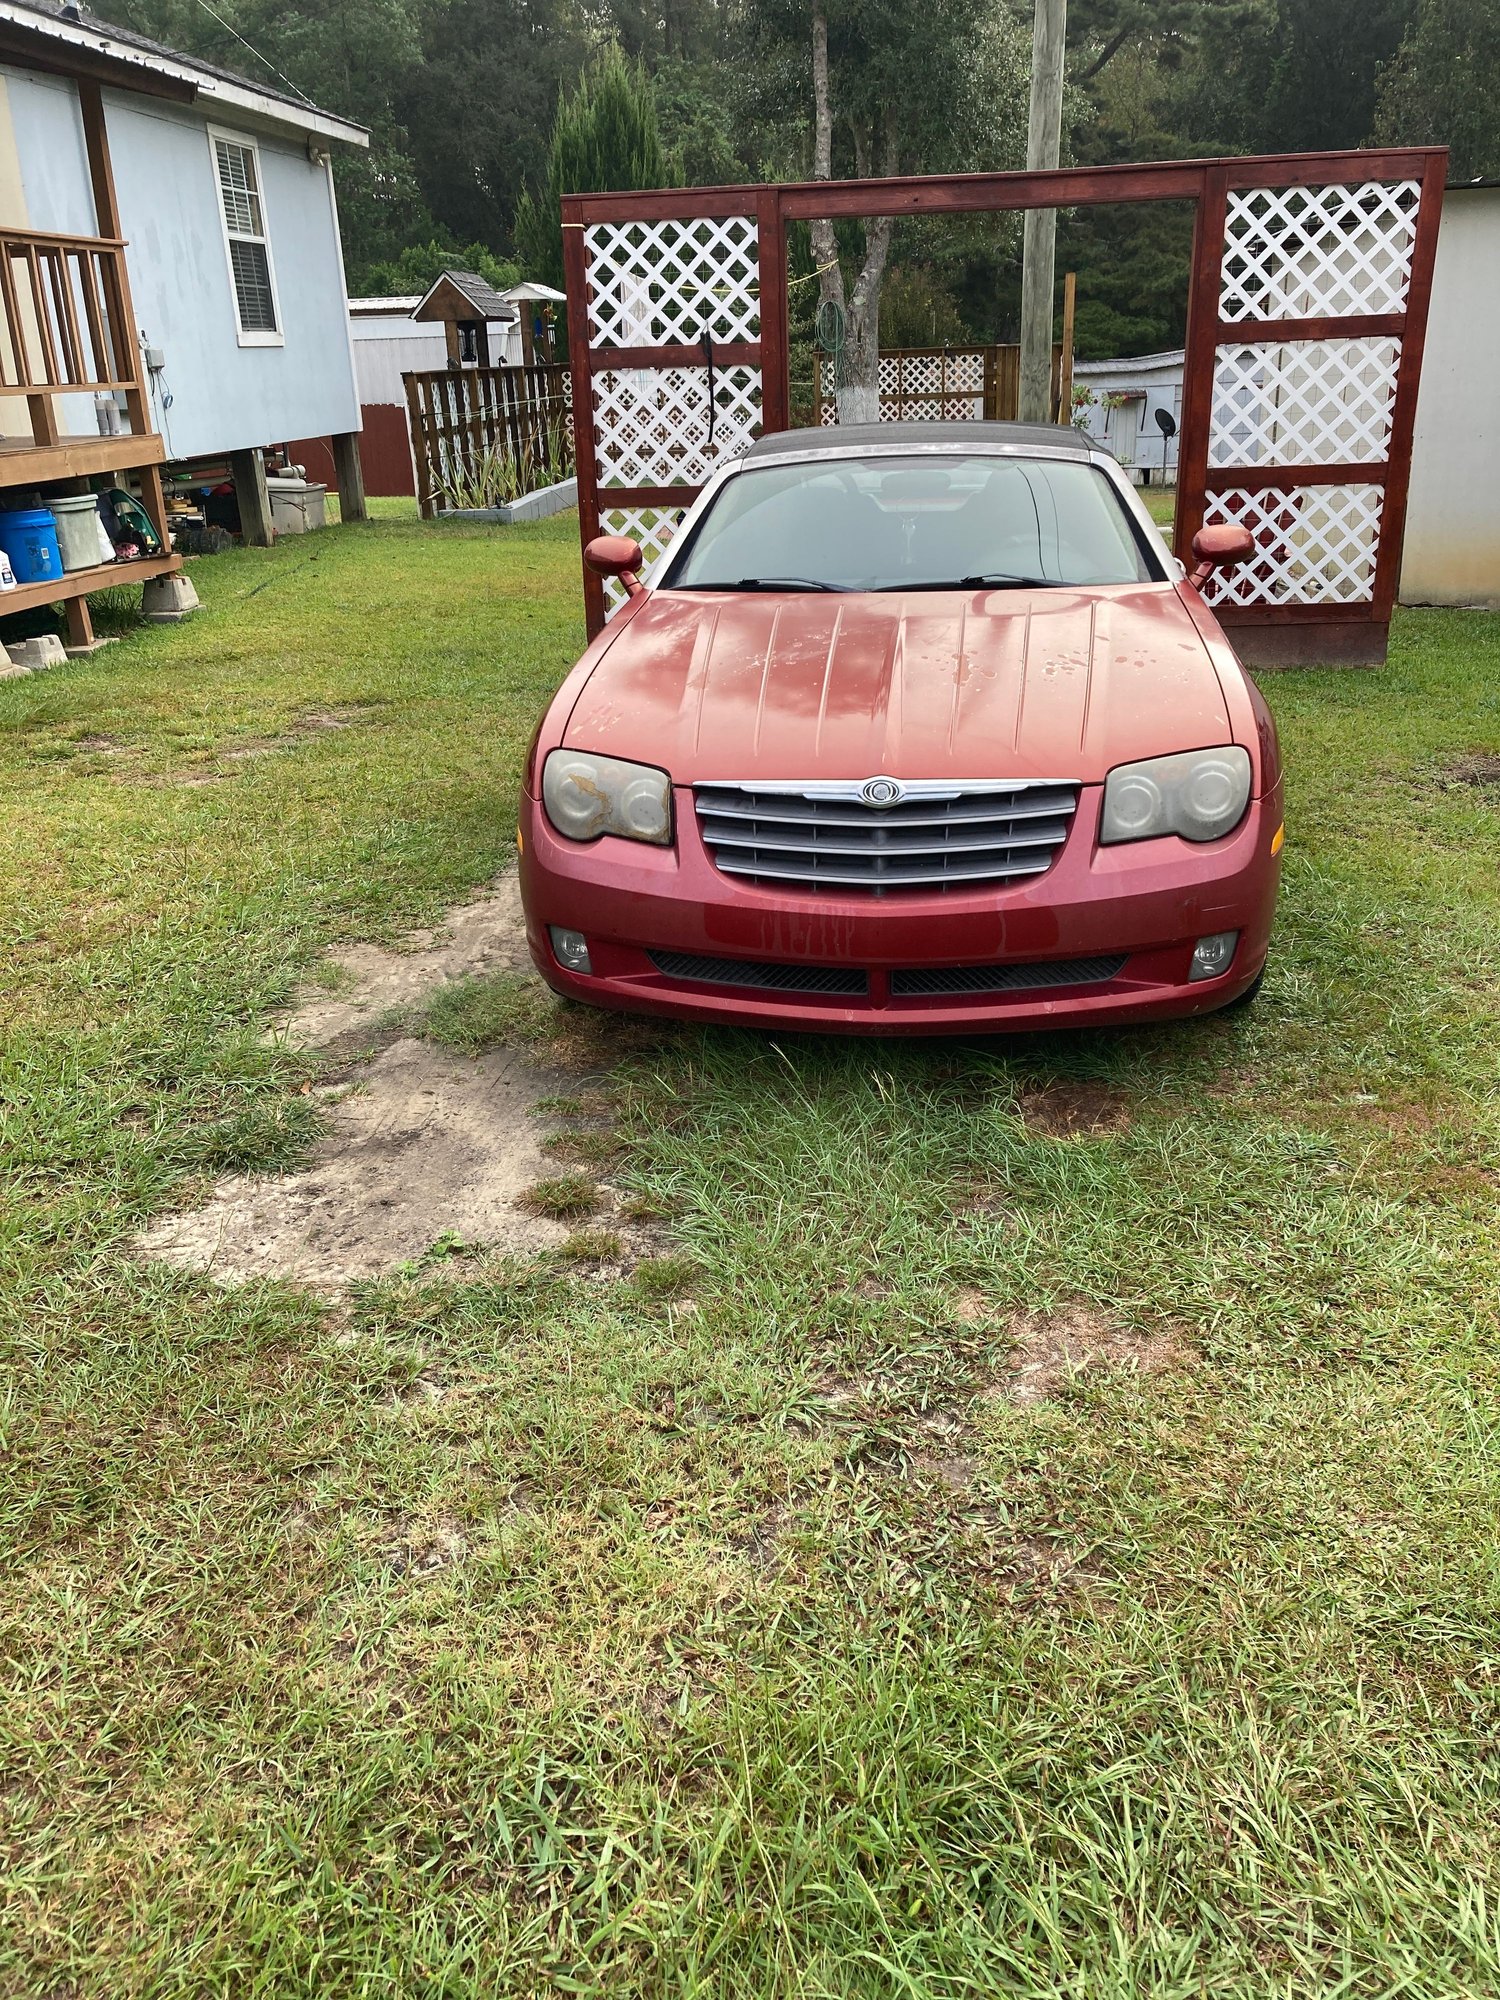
[549,926,592,974]
[1189,931,1239,982]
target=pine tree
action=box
[514,47,676,292]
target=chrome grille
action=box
[694,780,1080,893]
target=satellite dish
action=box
[1154,407,1177,438]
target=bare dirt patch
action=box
[1004,1303,1187,1403]
[1435,753,1500,791]
[136,1034,572,1285]
[1018,1082,1133,1138]
[951,1285,996,1328]
[130,707,382,786]
[382,1514,470,1580]
[136,870,602,1290]
[277,873,533,1048]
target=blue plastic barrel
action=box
[0,508,63,585]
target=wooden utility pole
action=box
[1019,0,1067,423]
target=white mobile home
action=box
[1402,181,1500,608]
[0,0,367,633]
[1071,349,1184,481]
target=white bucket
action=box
[51,494,106,573]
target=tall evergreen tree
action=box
[1375,0,1500,178]
[513,46,677,292]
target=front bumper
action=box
[517,782,1282,1036]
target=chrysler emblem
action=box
[860,775,903,808]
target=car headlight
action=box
[1100,746,1252,845]
[542,749,673,845]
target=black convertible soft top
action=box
[742,420,1098,461]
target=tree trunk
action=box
[810,10,897,425]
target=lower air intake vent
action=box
[648,951,868,996]
[890,955,1126,997]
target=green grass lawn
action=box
[3,514,1499,1998]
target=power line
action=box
[190,0,316,107]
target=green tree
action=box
[90,0,440,282]
[739,0,1028,419]
[513,46,677,294]
[1375,0,1500,178]
[397,0,594,257]
[359,239,521,296]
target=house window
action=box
[211,132,281,344]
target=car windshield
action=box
[667,452,1156,593]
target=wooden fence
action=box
[404,362,571,517]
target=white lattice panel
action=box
[879,352,985,396]
[584,216,759,348]
[1209,338,1399,468]
[599,505,684,615]
[1201,485,1384,606]
[593,365,761,487]
[888,395,982,421]
[1220,180,1420,322]
[818,351,986,424]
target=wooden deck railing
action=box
[0,225,144,442]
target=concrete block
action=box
[10,635,67,671]
[0,641,29,680]
[142,574,202,622]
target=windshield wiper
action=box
[875,573,1056,592]
[676,577,851,593]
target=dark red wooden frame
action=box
[563,146,1446,662]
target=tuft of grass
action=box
[517,1171,599,1219]
[419,969,556,1052]
[556,1227,625,1263]
[631,1252,701,1299]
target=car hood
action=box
[562,583,1232,784]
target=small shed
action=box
[1071,349,1184,481]
[411,270,519,369]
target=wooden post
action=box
[230,446,274,546]
[1174,162,1229,573]
[137,462,169,551]
[1056,270,1076,424]
[332,430,367,523]
[63,595,95,651]
[756,185,790,435]
[404,373,433,518]
[77,81,149,439]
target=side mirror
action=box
[1189,523,1255,590]
[584,534,646,596]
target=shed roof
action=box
[1073,349,1185,379]
[412,271,519,323]
[0,0,368,145]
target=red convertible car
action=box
[518,422,1282,1035]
